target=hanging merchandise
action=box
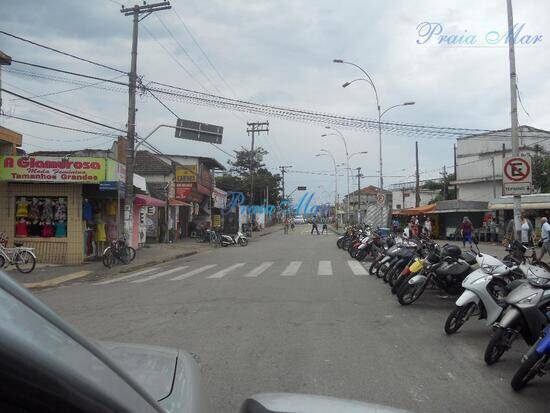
[54,198,67,221]
[28,197,41,221]
[106,199,117,216]
[41,198,54,221]
[55,220,67,237]
[15,218,28,237]
[16,197,29,218]
[41,220,55,238]
[83,198,93,222]
[28,220,42,237]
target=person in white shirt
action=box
[538,217,550,260]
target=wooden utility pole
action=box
[279,165,292,201]
[356,167,362,223]
[415,141,420,207]
[453,144,458,197]
[246,121,269,204]
[121,1,171,246]
[441,165,448,200]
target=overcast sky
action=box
[1,0,548,204]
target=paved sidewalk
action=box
[5,224,281,289]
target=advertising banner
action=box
[175,165,197,183]
[0,156,106,183]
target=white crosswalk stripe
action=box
[243,262,274,278]
[281,261,302,276]
[131,266,189,283]
[347,260,368,275]
[170,264,218,281]
[318,260,333,276]
[94,267,159,285]
[207,263,246,279]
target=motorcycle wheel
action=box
[444,303,476,335]
[355,249,367,261]
[397,277,428,305]
[376,262,388,279]
[383,263,396,283]
[389,265,405,288]
[368,259,379,275]
[511,352,547,391]
[337,238,344,249]
[484,327,515,365]
[391,272,410,295]
[239,238,248,247]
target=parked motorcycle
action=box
[444,250,524,335]
[396,244,477,305]
[220,232,248,247]
[484,264,550,365]
[511,323,550,391]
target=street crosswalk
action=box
[94,260,371,286]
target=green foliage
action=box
[532,145,550,193]
[216,147,282,204]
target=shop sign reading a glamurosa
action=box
[0,156,106,182]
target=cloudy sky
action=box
[1,0,548,204]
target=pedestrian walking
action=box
[488,217,497,243]
[283,217,289,235]
[311,217,320,235]
[423,218,432,238]
[506,213,534,246]
[537,217,550,261]
[460,216,474,247]
[290,217,295,231]
[321,219,328,234]
[392,216,400,233]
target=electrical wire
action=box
[0,30,126,74]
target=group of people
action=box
[283,216,328,235]
[393,215,433,238]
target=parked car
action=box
[293,215,306,224]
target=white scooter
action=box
[220,231,248,247]
[444,248,523,335]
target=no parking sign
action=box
[502,156,532,195]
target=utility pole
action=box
[491,157,496,199]
[415,141,420,207]
[356,167,362,223]
[453,144,458,198]
[120,1,171,246]
[441,165,448,200]
[279,165,292,201]
[246,121,269,204]
[506,0,522,241]
[0,51,12,112]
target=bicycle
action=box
[102,238,136,268]
[0,233,37,274]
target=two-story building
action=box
[343,185,392,227]
[391,187,440,210]
[453,125,550,202]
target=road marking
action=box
[94,268,159,285]
[131,266,188,283]
[24,270,92,289]
[207,263,246,279]
[348,260,368,275]
[318,260,332,276]
[170,264,218,281]
[281,261,302,276]
[243,261,274,278]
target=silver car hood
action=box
[242,393,414,413]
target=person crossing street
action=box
[311,217,320,235]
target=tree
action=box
[531,145,550,193]
[421,172,456,202]
[216,147,282,205]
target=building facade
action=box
[453,125,550,202]
[391,188,440,210]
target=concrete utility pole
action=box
[441,165,449,200]
[246,121,269,204]
[453,144,458,197]
[356,167,362,223]
[506,0,522,240]
[415,141,420,207]
[121,1,171,246]
[0,51,12,112]
[279,165,292,201]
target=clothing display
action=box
[83,199,93,221]
[54,199,67,221]
[15,220,28,237]
[41,222,55,238]
[28,221,42,237]
[94,223,107,242]
[55,221,67,237]
[84,229,94,256]
[28,199,41,221]
[106,200,117,216]
[41,199,54,221]
[107,223,118,241]
[16,198,29,218]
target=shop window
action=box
[15,196,67,238]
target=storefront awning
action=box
[393,204,437,216]
[169,198,191,206]
[134,194,165,207]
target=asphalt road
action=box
[36,226,550,413]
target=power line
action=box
[0,113,119,136]
[1,88,128,134]
[0,30,126,74]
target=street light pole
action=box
[334,59,414,227]
[316,149,338,229]
[322,126,350,224]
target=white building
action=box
[453,126,550,202]
[391,188,440,210]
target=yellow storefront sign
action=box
[213,214,221,228]
[175,165,197,183]
[0,156,106,183]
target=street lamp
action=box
[321,126,351,224]
[334,58,415,226]
[315,149,339,228]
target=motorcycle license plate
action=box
[409,260,424,273]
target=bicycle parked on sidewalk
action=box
[0,232,37,274]
[102,238,136,268]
